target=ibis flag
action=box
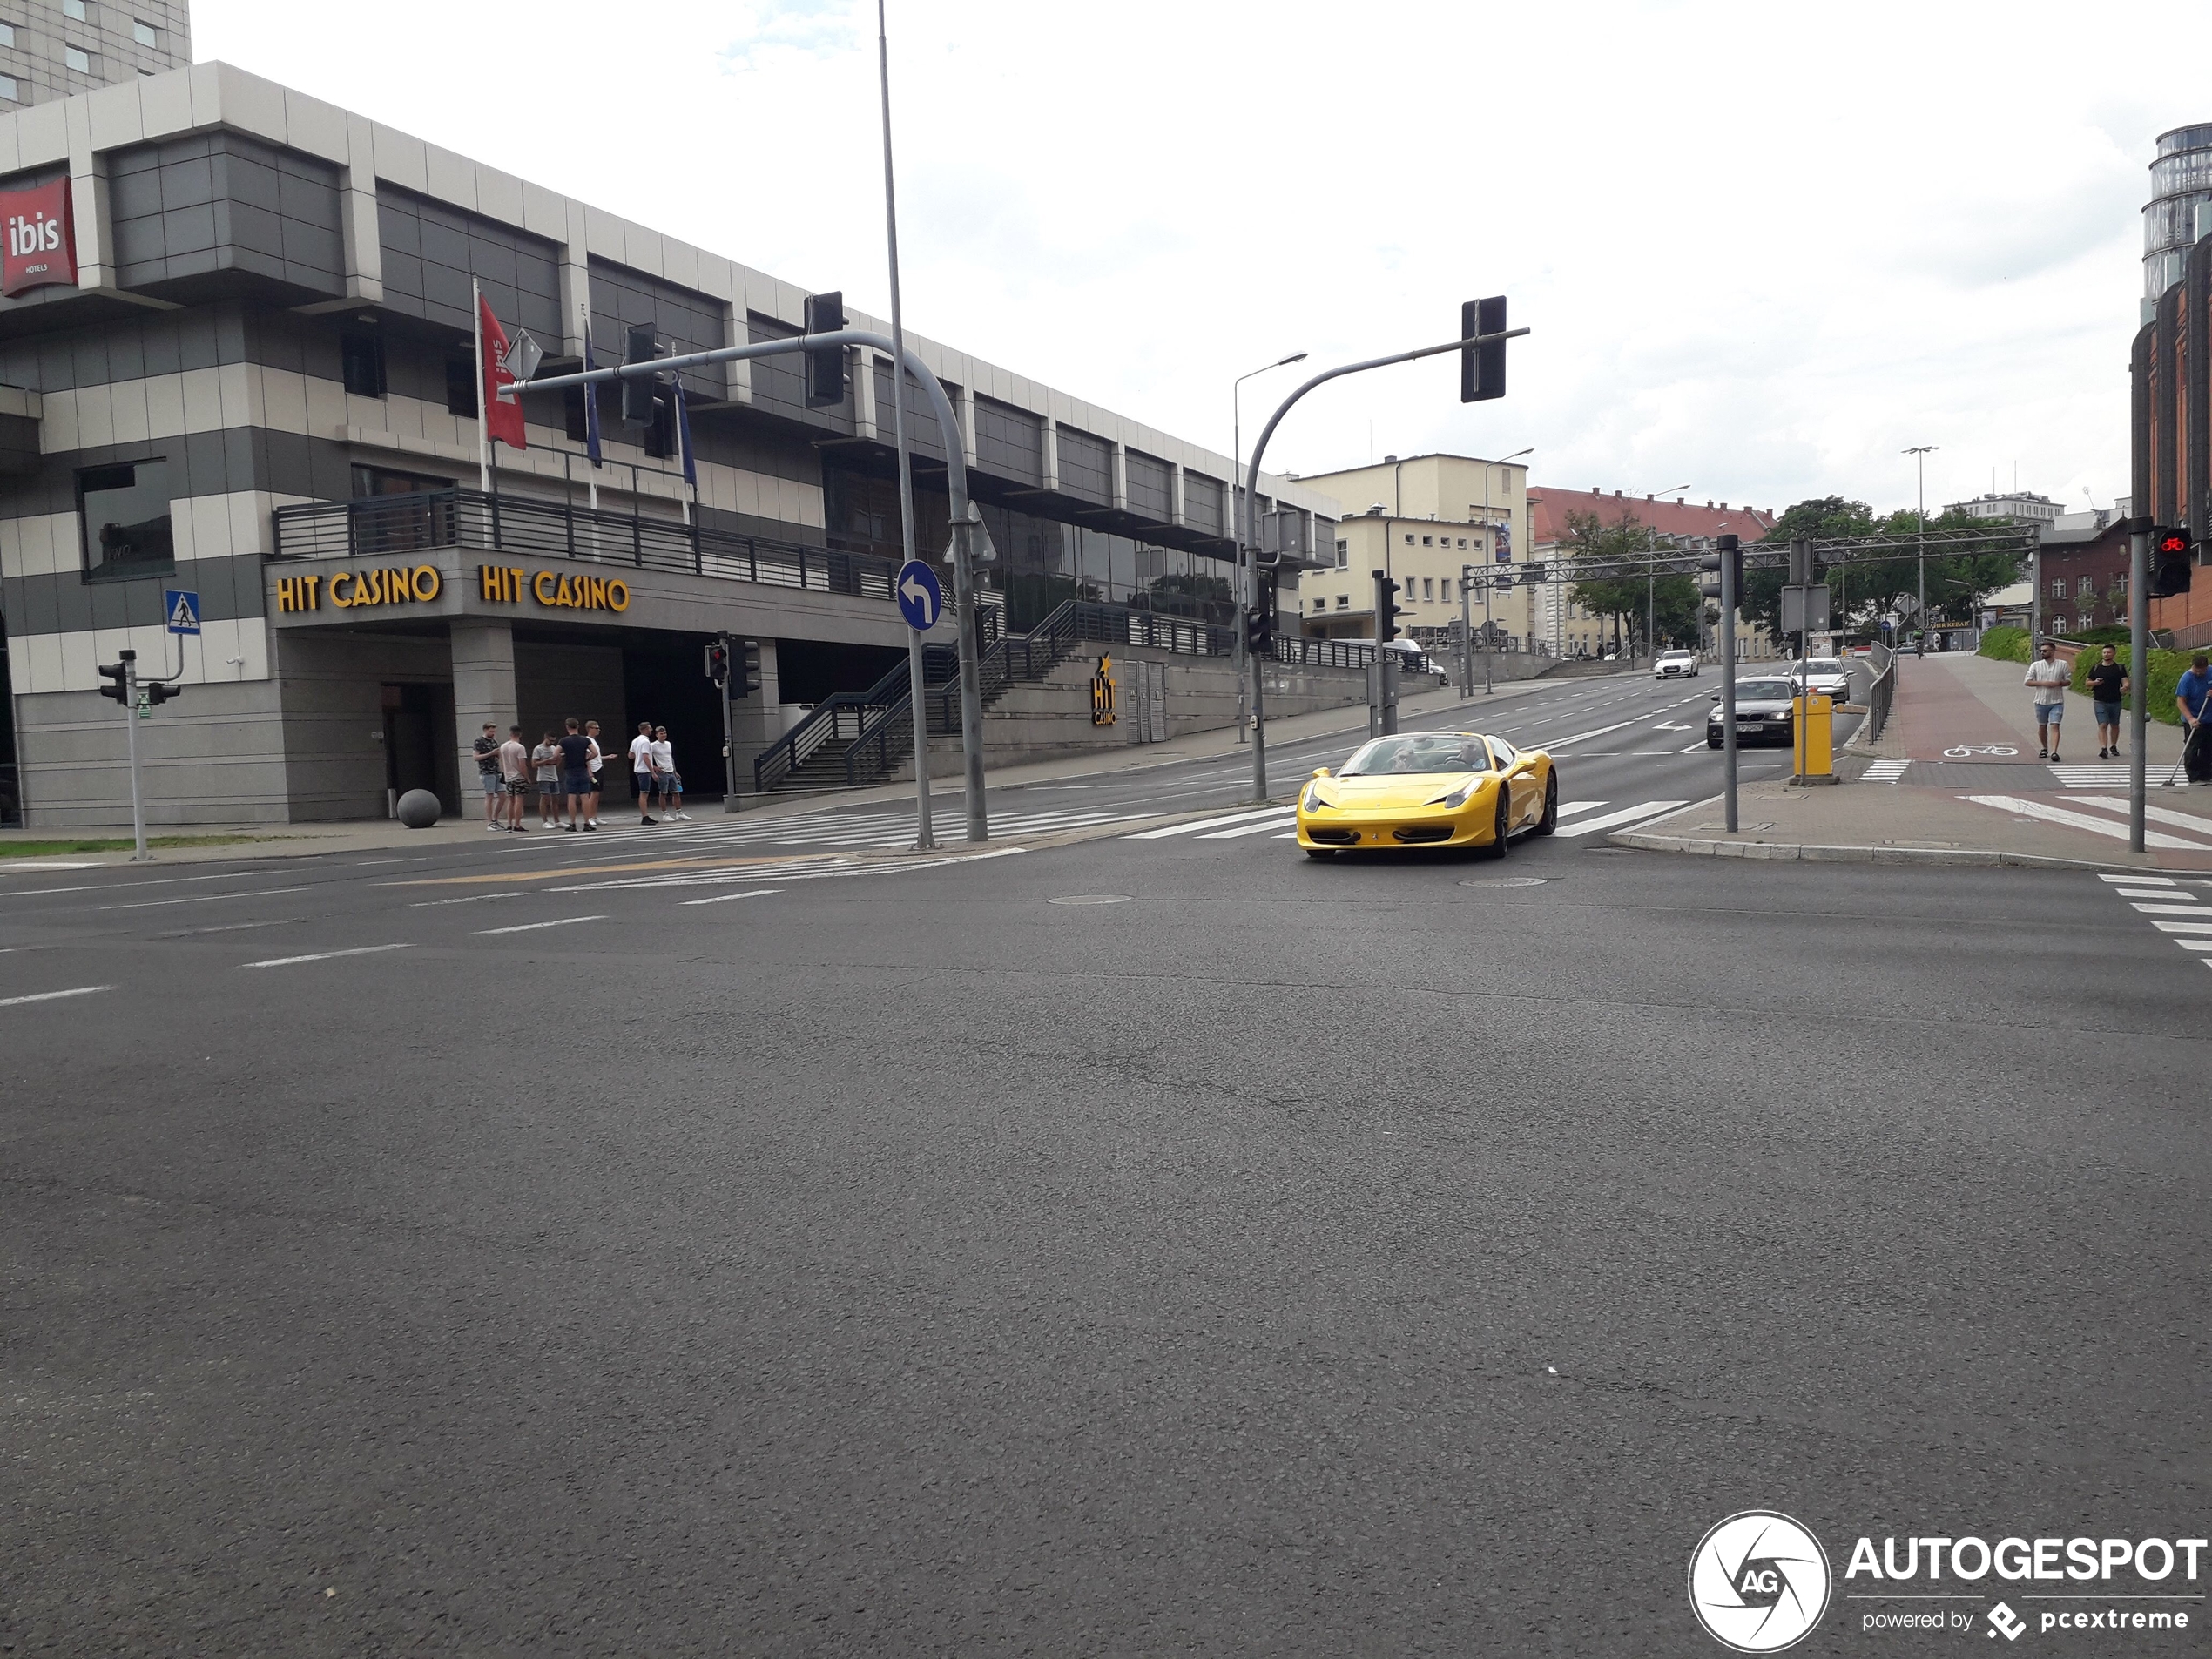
[477,293,527,451]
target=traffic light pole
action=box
[521,325,989,841]
[2129,520,2149,853]
[1238,321,1529,801]
[1718,536,1739,833]
[1459,565,1474,696]
[1482,577,1495,697]
[120,649,148,862]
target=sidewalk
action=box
[1621,651,2212,872]
[0,666,1647,867]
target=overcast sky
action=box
[196,0,2210,519]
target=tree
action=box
[1562,509,1700,653]
[1743,496,2022,647]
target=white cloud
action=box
[192,0,2209,519]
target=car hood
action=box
[1310,772,1495,809]
[1715,699,1795,716]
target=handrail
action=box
[1863,640,1897,742]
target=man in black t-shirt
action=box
[556,717,597,831]
[472,723,502,829]
[2085,644,2128,759]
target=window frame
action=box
[340,329,387,400]
[132,17,157,44]
[78,456,177,583]
[63,43,91,73]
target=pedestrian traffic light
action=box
[2150,525,2195,598]
[1374,570,1400,642]
[1244,606,1273,654]
[732,639,764,698]
[622,323,659,428]
[143,680,180,708]
[1460,294,1507,403]
[803,291,846,408]
[705,637,731,687]
[98,657,130,704]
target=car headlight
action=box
[1302,783,1332,811]
[1435,780,1477,809]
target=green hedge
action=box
[1978,625,2031,664]
[2069,644,2193,726]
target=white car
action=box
[1787,658,1851,704]
[1655,650,1700,680]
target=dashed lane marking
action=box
[473,915,607,936]
[681,888,780,907]
[241,944,413,969]
[0,984,110,1008]
[100,887,308,911]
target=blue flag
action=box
[674,379,696,488]
[581,307,602,468]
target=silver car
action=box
[1707,677,1799,748]
[1787,658,1851,705]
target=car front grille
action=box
[1391,826,1453,844]
[1306,827,1359,846]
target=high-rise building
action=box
[2143,123,2212,319]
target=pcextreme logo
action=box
[1688,1511,1832,1653]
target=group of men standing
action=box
[472,718,691,832]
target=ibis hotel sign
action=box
[0,179,76,297]
[276,563,631,616]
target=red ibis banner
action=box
[0,179,75,297]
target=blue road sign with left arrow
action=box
[164,589,201,635]
[896,560,943,631]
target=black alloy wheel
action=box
[1487,789,1512,859]
[1535,771,1559,835]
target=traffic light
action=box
[803,291,846,408]
[143,681,180,708]
[731,639,764,698]
[705,637,731,687]
[1374,570,1400,642]
[1460,294,1507,403]
[2150,525,2195,598]
[622,323,660,428]
[1697,542,1743,603]
[1244,606,1273,654]
[98,657,130,705]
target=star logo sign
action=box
[1688,1512,1832,1653]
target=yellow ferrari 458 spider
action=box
[1295,730,1557,859]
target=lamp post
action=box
[1904,445,1939,658]
[1476,446,1533,695]
[1639,482,1690,660]
[1232,352,1307,743]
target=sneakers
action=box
[674,810,691,820]
[640,815,657,825]
[563,823,577,833]
[2098,747,2109,759]
[2049,753,2061,765]
[486,821,502,832]
[2037,748,2048,759]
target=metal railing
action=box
[271,487,900,600]
[1862,640,1896,742]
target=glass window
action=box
[1404,533,1413,544]
[1335,538,1347,569]
[132,17,156,44]
[0,75,15,102]
[445,354,477,418]
[341,330,386,399]
[61,0,84,17]
[64,44,90,73]
[2049,577,2064,599]
[1340,735,1493,775]
[0,24,14,46]
[1335,595,1349,609]
[79,459,174,578]
[1488,737,1518,765]
[1422,577,1433,600]
[2077,576,2094,597]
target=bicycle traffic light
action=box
[622,323,660,428]
[803,291,846,408]
[1460,295,1507,403]
[98,655,131,705]
[705,637,731,687]
[2150,525,2195,598]
[1374,570,1400,642]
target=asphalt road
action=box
[7,665,2208,1657]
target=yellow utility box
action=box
[1792,692,1835,783]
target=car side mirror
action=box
[1710,691,1721,701]
[1312,766,1332,778]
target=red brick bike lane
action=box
[1888,655,2042,765]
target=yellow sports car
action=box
[1295,730,1558,859]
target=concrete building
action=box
[0,61,1345,826]
[2035,509,2129,639]
[1941,489,2063,527]
[0,0,189,112]
[1524,487,1779,660]
[1291,454,1534,650]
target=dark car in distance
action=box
[1707,677,1800,748]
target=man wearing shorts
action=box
[2024,640,2070,763]
[531,730,563,827]
[473,723,502,829]
[583,721,605,828]
[497,725,532,832]
[651,725,688,819]
[629,721,659,824]
[2085,644,2128,760]
[557,717,596,831]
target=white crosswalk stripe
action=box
[1861,759,1909,782]
[1197,813,1298,840]
[2068,796,2212,842]
[1960,794,2209,849]
[1127,805,1297,840]
[1554,799,1688,838]
[2052,764,2183,788]
[2094,867,2212,967]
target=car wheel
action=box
[1707,736,1723,749]
[1487,790,1511,859]
[1535,771,1559,835]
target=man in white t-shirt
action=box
[2024,639,2071,764]
[628,721,658,824]
[651,725,687,819]
[496,725,532,833]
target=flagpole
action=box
[581,292,598,513]
[880,0,933,850]
[472,274,490,494]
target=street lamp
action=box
[1472,446,1534,696]
[1640,482,1690,661]
[1904,445,1939,658]
[1232,352,1308,741]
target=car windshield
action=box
[1797,660,1844,675]
[1339,735,1492,775]
[1660,651,1693,660]
[1735,681,1794,700]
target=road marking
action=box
[1959,795,2209,850]
[409,892,529,907]
[2149,920,2212,934]
[2113,888,2192,899]
[1557,799,1608,818]
[354,856,427,866]
[2070,797,2212,840]
[1680,740,1709,753]
[100,887,308,911]
[2101,873,2175,885]
[0,984,110,1008]
[681,888,780,907]
[1862,759,1910,782]
[1198,813,1299,840]
[1128,805,1299,840]
[1554,800,1688,838]
[242,944,412,969]
[473,914,607,935]
[1543,718,1643,748]
[1,860,105,869]
[2132,902,2209,915]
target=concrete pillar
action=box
[450,619,518,801]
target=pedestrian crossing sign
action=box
[163,589,200,636]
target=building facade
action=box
[0,63,1340,826]
[0,0,189,112]
[2034,510,2130,639]
[1291,454,1534,649]
[1525,487,1779,660]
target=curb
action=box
[1605,827,2212,874]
